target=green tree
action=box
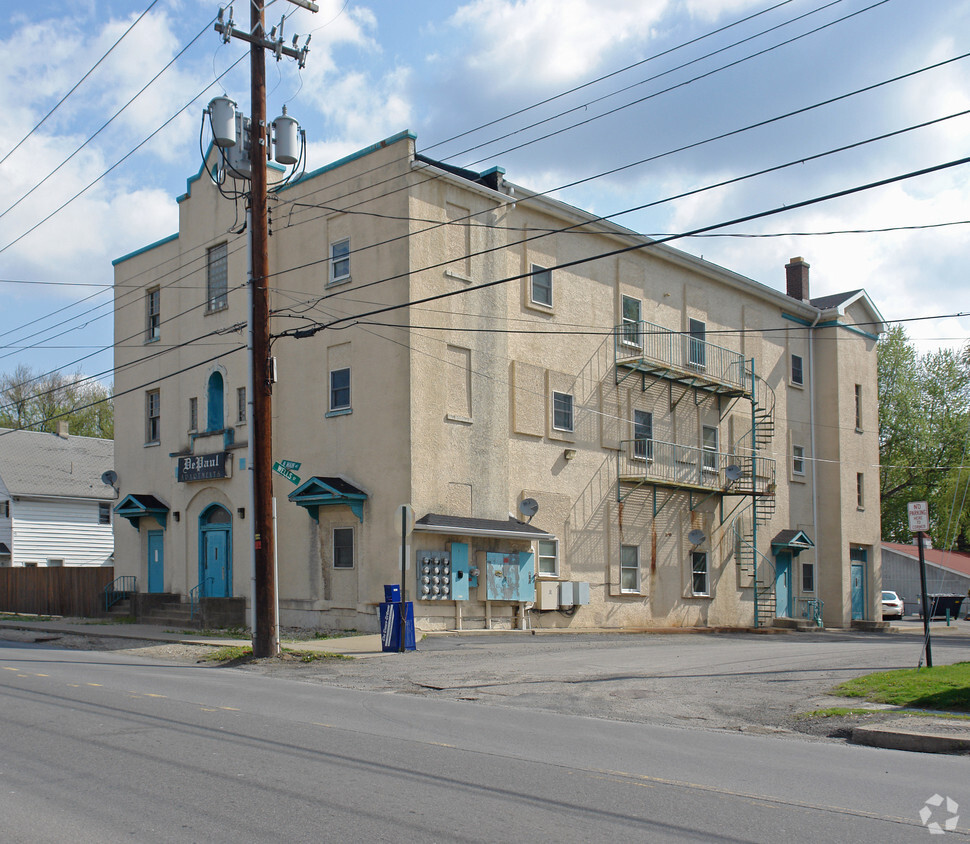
[0,366,113,439]
[878,326,970,545]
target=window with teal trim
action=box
[207,372,224,431]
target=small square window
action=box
[330,239,350,284]
[802,562,815,593]
[791,354,804,386]
[99,502,111,525]
[792,444,805,475]
[691,551,709,596]
[530,264,552,307]
[330,368,351,411]
[552,391,574,432]
[537,539,558,576]
[333,527,354,568]
[620,544,640,592]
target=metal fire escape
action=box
[614,320,777,626]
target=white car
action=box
[881,590,905,620]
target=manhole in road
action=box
[609,689,651,699]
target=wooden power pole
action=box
[215,0,316,658]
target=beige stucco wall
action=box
[112,132,883,632]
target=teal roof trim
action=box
[781,312,879,341]
[112,233,178,266]
[114,493,169,529]
[289,477,368,523]
[277,130,416,195]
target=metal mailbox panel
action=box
[449,542,470,601]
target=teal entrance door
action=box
[775,551,792,618]
[199,505,232,597]
[147,531,164,593]
[851,562,865,620]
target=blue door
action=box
[147,531,164,593]
[199,505,232,597]
[851,562,865,620]
[775,552,791,618]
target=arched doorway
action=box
[199,504,232,597]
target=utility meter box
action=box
[536,580,560,610]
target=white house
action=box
[0,424,116,567]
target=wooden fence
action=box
[0,566,115,618]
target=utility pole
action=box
[249,0,275,658]
[214,0,316,658]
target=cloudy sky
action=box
[2,0,969,384]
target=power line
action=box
[270,105,970,319]
[275,153,970,340]
[0,0,160,168]
[0,15,217,225]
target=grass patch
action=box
[199,645,253,663]
[283,648,354,662]
[833,661,970,712]
[0,612,54,621]
[799,707,875,719]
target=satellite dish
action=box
[101,470,118,487]
[725,464,743,482]
[688,529,707,546]
[519,498,539,521]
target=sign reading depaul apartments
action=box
[177,452,229,483]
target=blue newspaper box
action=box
[379,601,415,651]
[383,584,401,603]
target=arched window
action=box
[201,504,231,525]
[207,371,224,431]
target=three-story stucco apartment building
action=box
[112,131,884,632]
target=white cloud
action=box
[447,0,670,89]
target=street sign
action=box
[273,462,301,485]
[279,460,301,471]
[907,501,930,533]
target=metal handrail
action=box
[104,575,136,611]
[618,438,775,495]
[189,577,214,620]
[615,320,748,391]
[798,598,824,627]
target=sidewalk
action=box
[0,615,387,657]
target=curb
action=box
[851,725,970,755]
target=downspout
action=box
[808,309,821,607]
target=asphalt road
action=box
[1,637,968,842]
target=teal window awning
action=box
[771,529,815,556]
[288,476,368,523]
[114,494,169,529]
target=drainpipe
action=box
[808,309,821,609]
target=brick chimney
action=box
[785,257,810,302]
[56,420,69,439]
